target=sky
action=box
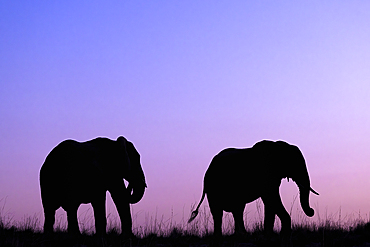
[1,1,370,232]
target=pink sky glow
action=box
[1,1,370,232]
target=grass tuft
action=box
[2,205,370,246]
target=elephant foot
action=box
[96,235,108,247]
[94,229,107,238]
[280,233,292,247]
[235,228,248,236]
[40,231,55,247]
[42,229,54,238]
[121,230,136,241]
[278,228,291,247]
[120,232,138,247]
[67,225,81,236]
[68,231,81,238]
[233,229,248,244]
[210,234,223,247]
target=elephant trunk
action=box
[295,171,315,217]
[127,179,146,204]
[299,186,314,217]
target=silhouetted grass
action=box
[2,206,370,246]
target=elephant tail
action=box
[188,188,206,223]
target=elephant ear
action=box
[274,141,294,175]
[276,141,304,179]
[254,140,291,178]
[117,136,132,173]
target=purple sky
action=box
[1,1,370,230]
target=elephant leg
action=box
[207,195,223,237]
[271,195,292,245]
[211,208,223,237]
[110,191,132,238]
[66,205,80,234]
[209,205,223,247]
[92,196,107,235]
[232,205,247,235]
[262,193,291,236]
[274,199,291,236]
[261,196,277,234]
[43,208,56,234]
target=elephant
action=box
[39,136,147,237]
[188,140,318,238]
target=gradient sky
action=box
[1,1,370,230]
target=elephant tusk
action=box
[310,187,319,195]
[295,181,304,189]
[127,184,133,194]
[296,182,319,195]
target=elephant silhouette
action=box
[188,140,318,237]
[39,136,147,237]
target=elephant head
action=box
[117,136,147,204]
[254,140,318,217]
[283,143,318,217]
[276,141,318,217]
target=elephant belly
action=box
[211,192,260,212]
[57,181,106,206]
[206,179,261,212]
[242,194,260,205]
